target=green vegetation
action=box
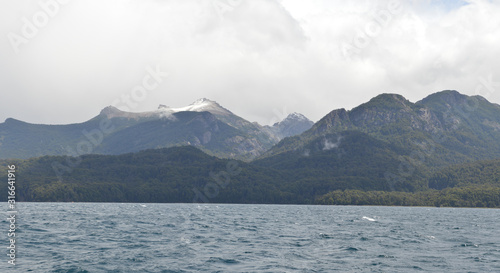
[316,186,500,208]
[2,91,500,207]
[263,91,500,168]
[1,144,500,208]
[0,147,296,204]
[428,159,500,189]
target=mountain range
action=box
[0,98,314,161]
[263,91,500,165]
[2,90,500,207]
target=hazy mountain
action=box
[265,112,314,139]
[0,99,311,160]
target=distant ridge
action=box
[0,98,313,160]
[261,90,500,167]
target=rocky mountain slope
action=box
[261,91,500,169]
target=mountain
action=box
[265,112,314,139]
[261,91,500,169]
[2,90,500,207]
[0,99,312,160]
[251,90,500,206]
[253,130,427,192]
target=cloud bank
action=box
[1,0,499,125]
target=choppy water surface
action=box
[3,203,500,272]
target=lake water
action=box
[3,203,500,272]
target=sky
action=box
[1,0,500,125]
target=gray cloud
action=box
[1,0,500,125]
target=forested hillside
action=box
[2,146,500,207]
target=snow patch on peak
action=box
[191,98,212,105]
[173,99,215,112]
[286,112,308,121]
[275,112,312,126]
[155,98,232,116]
[98,98,232,121]
[270,112,314,138]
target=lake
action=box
[3,203,500,272]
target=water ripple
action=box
[4,203,500,273]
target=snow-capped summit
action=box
[271,112,314,138]
[156,98,233,116]
[285,112,309,122]
[273,112,311,127]
[192,98,210,105]
[98,98,238,127]
[98,100,311,143]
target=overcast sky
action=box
[1,0,500,125]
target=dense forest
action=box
[1,146,500,207]
[316,186,500,208]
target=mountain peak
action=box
[271,112,314,138]
[3,118,23,124]
[99,106,153,119]
[351,93,413,115]
[369,93,410,105]
[286,112,308,120]
[159,98,232,116]
[417,90,468,105]
[274,112,312,126]
[307,108,350,135]
[100,106,123,116]
[191,98,213,105]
